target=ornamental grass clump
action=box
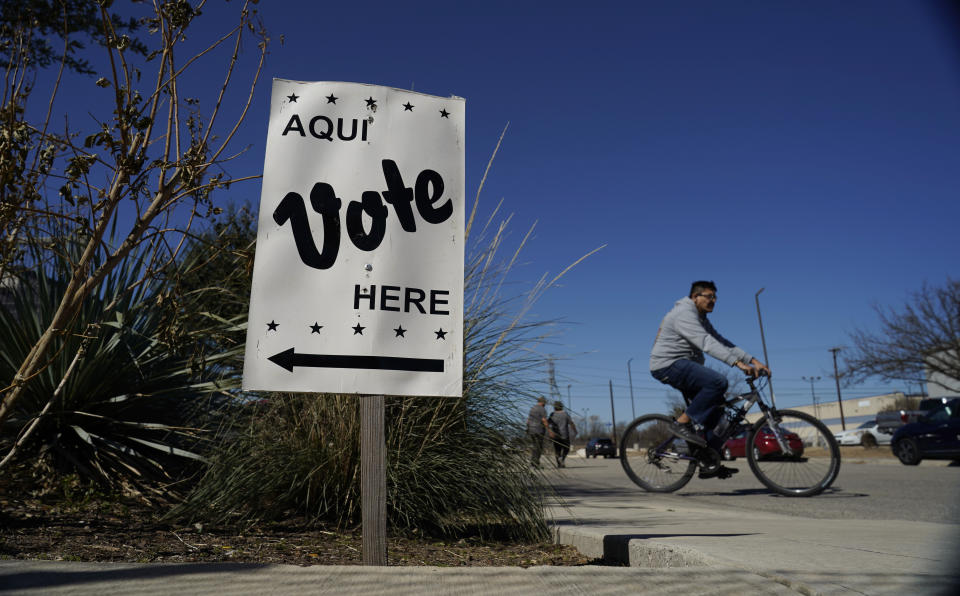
[172,132,599,540]
[171,217,562,539]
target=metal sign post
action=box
[830,347,847,430]
[243,81,465,565]
[608,380,618,450]
[754,288,776,408]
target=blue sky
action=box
[213,1,957,422]
[49,1,960,423]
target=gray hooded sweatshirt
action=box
[649,296,753,372]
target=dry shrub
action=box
[170,128,599,540]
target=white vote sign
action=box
[242,80,464,397]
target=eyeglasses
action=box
[696,293,717,301]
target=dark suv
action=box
[585,437,616,458]
[891,398,960,465]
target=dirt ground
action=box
[2,448,895,567]
[0,478,600,567]
[836,444,899,462]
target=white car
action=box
[833,421,893,447]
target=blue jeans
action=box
[651,360,728,449]
[528,431,545,466]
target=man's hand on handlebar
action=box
[735,359,771,379]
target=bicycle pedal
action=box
[696,448,721,468]
[699,465,739,480]
[716,467,739,480]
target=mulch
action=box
[0,487,602,567]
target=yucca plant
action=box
[0,237,240,500]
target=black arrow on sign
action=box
[268,348,444,373]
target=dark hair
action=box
[689,280,717,298]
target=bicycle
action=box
[619,375,841,497]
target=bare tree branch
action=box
[844,278,960,393]
[0,0,269,428]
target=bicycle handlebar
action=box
[742,368,770,381]
[744,372,769,392]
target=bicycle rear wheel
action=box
[620,414,697,492]
[747,409,840,497]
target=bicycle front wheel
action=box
[620,414,697,492]
[747,409,840,497]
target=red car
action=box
[721,427,804,461]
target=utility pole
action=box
[802,375,821,419]
[566,384,572,413]
[608,380,619,452]
[627,357,636,421]
[547,359,562,402]
[829,348,846,430]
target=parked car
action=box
[833,420,893,447]
[891,398,960,465]
[585,437,616,458]
[876,397,954,433]
[721,427,804,461]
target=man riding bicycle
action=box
[649,280,771,479]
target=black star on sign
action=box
[403,102,414,111]
[439,108,450,118]
[435,328,447,340]
[394,325,406,337]
[287,93,299,103]
[326,94,337,104]
[353,323,366,335]
[365,97,377,108]
[310,322,323,334]
[266,320,279,331]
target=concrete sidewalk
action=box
[549,486,957,595]
[546,453,959,596]
[0,561,798,595]
[2,458,958,596]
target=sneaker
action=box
[669,420,707,447]
[699,465,739,480]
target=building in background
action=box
[747,392,906,435]
[925,349,960,398]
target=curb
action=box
[551,524,820,595]
[552,525,714,567]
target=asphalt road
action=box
[552,452,960,524]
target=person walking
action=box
[526,396,551,468]
[549,401,577,467]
